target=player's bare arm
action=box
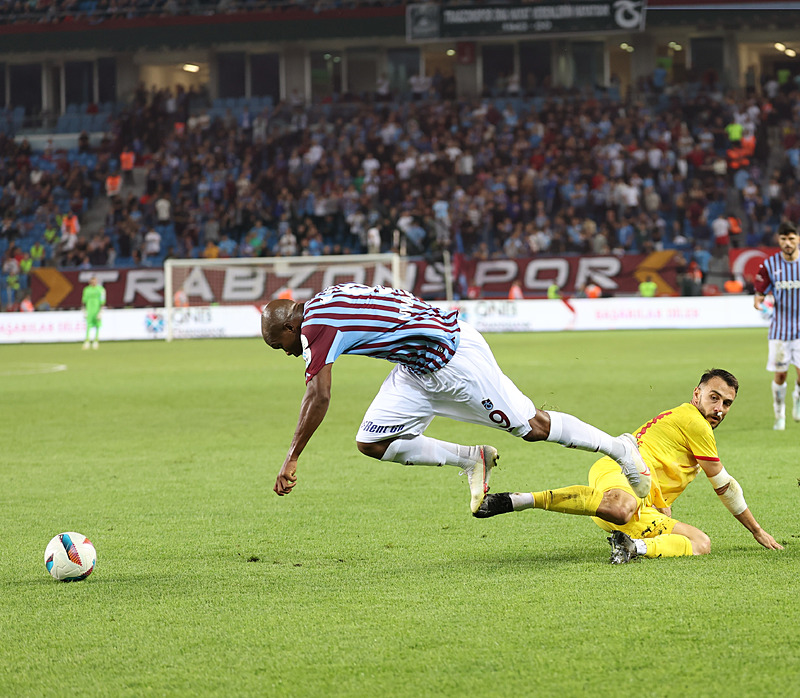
[274,363,332,496]
[698,458,783,551]
[733,509,783,550]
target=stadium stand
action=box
[2,69,800,308]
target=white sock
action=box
[772,381,787,418]
[544,411,624,461]
[510,492,534,510]
[633,538,648,555]
[381,435,479,468]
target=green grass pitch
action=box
[1,328,798,697]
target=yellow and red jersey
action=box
[633,402,719,507]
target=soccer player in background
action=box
[261,283,650,514]
[754,221,800,430]
[81,275,106,350]
[474,369,783,562]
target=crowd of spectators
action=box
[4,71,800,309]
[102,77,794,263]
[0,130,115,307]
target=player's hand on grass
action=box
[753,528,784,550]
[274,459,298,496]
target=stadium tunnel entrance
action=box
[134,52,210,98]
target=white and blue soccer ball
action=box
[44,532,96,581]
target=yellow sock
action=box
[532,486,604,517]
[643,534,693,558]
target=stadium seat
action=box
[58,115,79,133]
[91,113,109,130]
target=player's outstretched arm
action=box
[274,364,333,496]
[702,460,784,550]
[732,509,784,550]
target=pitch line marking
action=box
[0,363,68,376]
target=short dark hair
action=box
[698,368,738,395]
[777,221,797,236]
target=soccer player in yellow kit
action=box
[474,369,784,563]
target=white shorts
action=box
[357,321,536,443]
[766,338,800,372]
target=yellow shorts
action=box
[588,457,678,539]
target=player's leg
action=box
[767,339,789,430]
[790,341,800,422]
[92,317,100,348]
[609,520,708,563]
[663,521,711,555]
[475,457,638,524]
[523,411,649,498]
[83,314,92,349]
[793,367,800,422]
[355,366,498,513]
[425,321,650,496]
[604,508,709,563]
[772,370,787,429]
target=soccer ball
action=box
[44,532,96,581]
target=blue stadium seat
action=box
[91,113,109,130]
[58,115,79,133]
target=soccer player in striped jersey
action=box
[475,369,783,563]
[754,221,800,430]
[261,283,650,514]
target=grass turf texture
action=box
[1,328,798,697]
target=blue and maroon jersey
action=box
[754,253,800,340]
[300,284,460,382]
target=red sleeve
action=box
[302,324,338,384]
[753,262,771,295]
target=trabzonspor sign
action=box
[30,253,679,309]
